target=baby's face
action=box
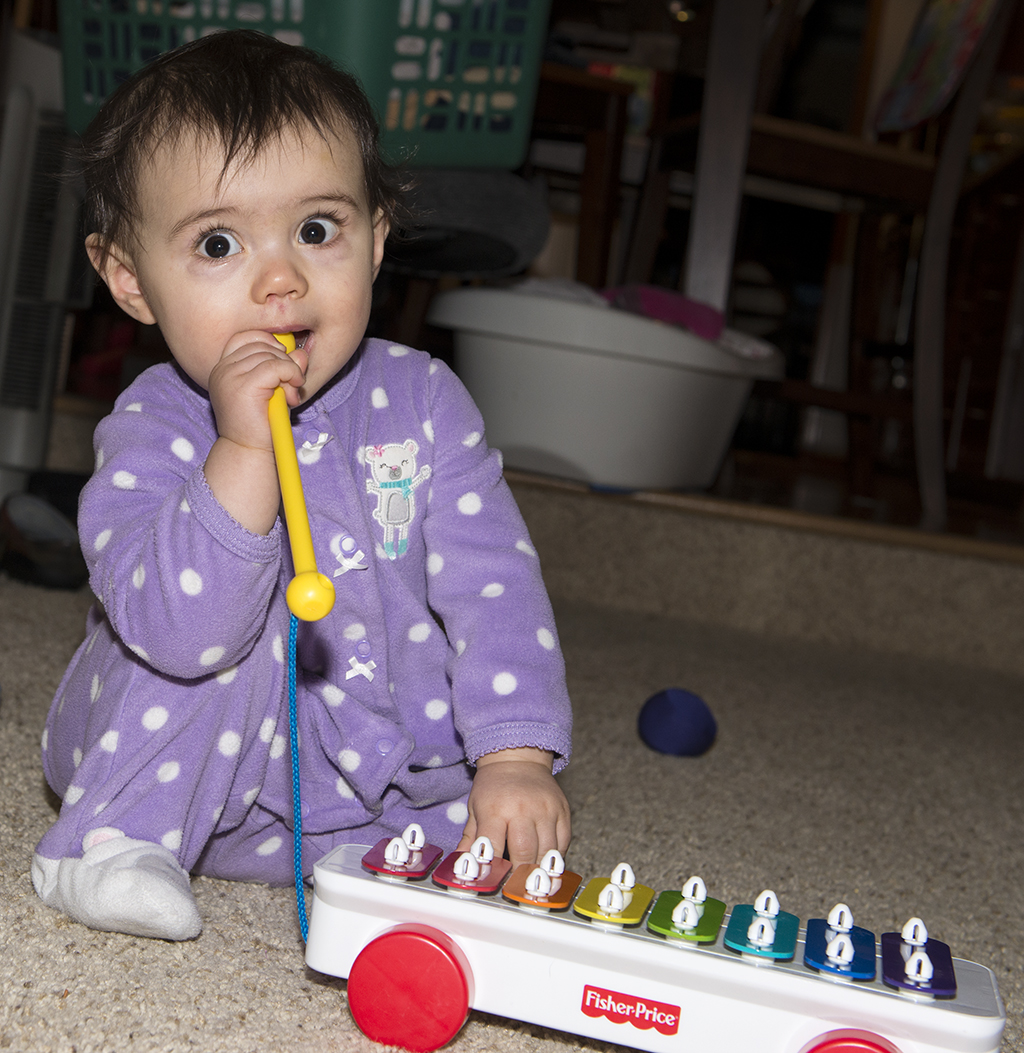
[121,121,386,403]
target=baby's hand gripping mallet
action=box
[268,332,335,621]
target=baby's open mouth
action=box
[295,330,310,350]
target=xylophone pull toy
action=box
[268,332,335,622]
[306,841,1005,1053]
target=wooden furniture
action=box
[625,0,1018,529]
[627,113,937,284]
[532,61,632,288]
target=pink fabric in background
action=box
[602,285,724,341]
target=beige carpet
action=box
[1,485,1022,1052]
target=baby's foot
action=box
[32,828,202,940]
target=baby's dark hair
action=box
[81,29,407,266]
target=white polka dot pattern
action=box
[219,731,241,757]
[143,707,168,731]
[493,672,517,695]
[457,492,482,515]
[171,437,195,461]
[425,699,448,720]
[200,645,225,666]
[321,683,345,707]
[446,801,468,824]
[179,569,203,596]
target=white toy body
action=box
[305,844,1004,1053]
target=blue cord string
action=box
[288,612,309,942]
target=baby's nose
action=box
[253,252,308,303]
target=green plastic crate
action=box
[58,0,551,168]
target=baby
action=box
[32,30,571,941]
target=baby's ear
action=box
[371,209,389,278]
[85,234,157,325]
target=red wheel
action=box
[347,924,473,1052]
[800,1030,902,1053]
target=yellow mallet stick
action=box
[269,332,335,621]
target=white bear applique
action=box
[365,440,431,558]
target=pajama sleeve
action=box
[78,366,284,679]
[420,361,572,772]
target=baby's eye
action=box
[299,216,340,245]
[198,231,241,259]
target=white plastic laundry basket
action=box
[427,286,785,490]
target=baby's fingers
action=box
[503,818,541,871]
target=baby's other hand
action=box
[458,748,570,870]
[207,331,308,452]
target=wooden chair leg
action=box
[623,137,672,286]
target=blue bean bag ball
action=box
[638,689,717,756]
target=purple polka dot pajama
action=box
[36,340,572,884]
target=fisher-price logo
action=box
[581,985,680,1036]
